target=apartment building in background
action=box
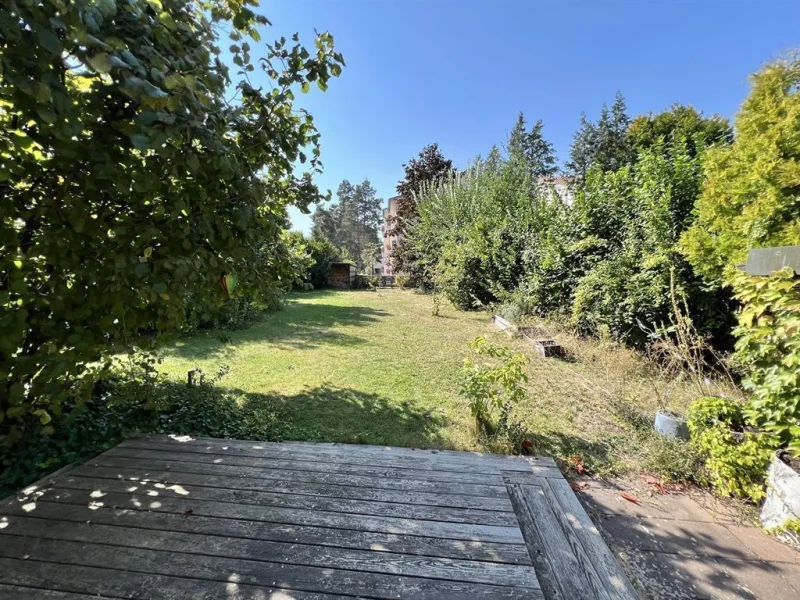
[381,196,399,276]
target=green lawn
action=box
[159,289,492,450]
[158,288,735,475]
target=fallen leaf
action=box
[568,454,586,474]
[183,508,194,518]
[571,481,589,491]
[619,492,640,505]
[643,475,659,485]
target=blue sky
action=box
[261,0,800,234]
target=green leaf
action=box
[142,81,168,99]
[35,25,62,55]
[153,282,168,294]
[163,74,184,90]
[186,153,200,171]
[87,53,113,74]
[130,134,151,150]
[33,409,52,425]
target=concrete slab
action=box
[595,513,755,559]
[727,525,800,565]
[577,479,800,599]
[714,558,798,600]
[612,545,743,600]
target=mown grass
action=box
[157,288,736,478]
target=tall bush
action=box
[681,56,800,285]
[0,0,343,443]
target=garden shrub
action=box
[0,358,282,497]
[681,56,800,286]
[184,295,265,332]
[688,396,779,501]
[395,274,411,288]
[732,268,800,456]
[460,337,528,436]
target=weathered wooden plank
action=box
[105,444,517,486]
[72,460,515,511]
[543,478,639,600]
[1,516,540,589]
[0,535,543,600]
[230,436,560,469]
[0,556,354,600]
[92,450,511,498]
[120,437,559,475]
[0,500,531,564]
[502,471,565,485]
[517,484,596,600]
[0,584,102,599]
[55,473,517,526]
[17,487,526,544]
[506,484,567,600]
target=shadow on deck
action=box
[0,436,639,599]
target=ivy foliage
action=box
[688,396,779,502]
[681,56,800,285]
[0,0,344,443]
[733,268,800,456]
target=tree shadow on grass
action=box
[0,383,449,498]
[261,384,449,448]
[164,303,392,360]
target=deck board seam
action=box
[3,533,540,598]
[0,554,376,600]
[97,454,520,488]
[156,436,559,470]
[10,498,528,545]
[0,580,130,600]
[115,443,561,478]
[87,454,512,497]
[2,513,533,565]
[37,482,520,528]
[0,531,541,590]
[64,470,515,513]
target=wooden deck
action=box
[0,436,638,599]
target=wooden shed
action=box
[328,262,356,289]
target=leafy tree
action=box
[628,104,732,157]
[393,144,455,237]
[0,0,343,442]
[507,112,558,178]
[390,144,454,283]
[412,147,537,309]
[567,93,633,180]
[681,56,800,285]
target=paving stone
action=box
[625,492,741,524]
[578,486,637,517]
[727,525,800,565]
[596,513,756,559]
[612,545,743,599]
[714,558,799,600]
[767,561,800,596]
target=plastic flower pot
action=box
[761,451,800,550]
[654,409,690,441]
